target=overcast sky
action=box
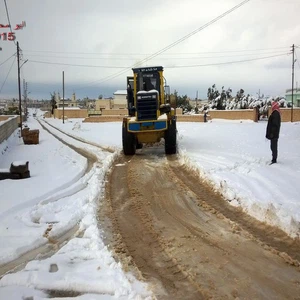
[0,0,300,100]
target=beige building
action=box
[113,90,127,109]
[56,93,78,108]
[95,99,112,111]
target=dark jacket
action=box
[266,110,281,140]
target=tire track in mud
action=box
[103,156,206,299]
[42,119,115,153]
[0,120,106,278]
[103,148,300,299]
[167,155,300,262]
[39,120,97,172]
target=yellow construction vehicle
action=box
[122,66,177,155]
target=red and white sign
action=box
[0,21,26,41]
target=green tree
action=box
[176,93,192,113]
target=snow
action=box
[114,90,127,95]
[0,116,13,126]
[11,161,28,167]
[57,107,81,110]
[137,90,158,94]
[0,110,299,299]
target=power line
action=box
[129,0,252,65]
[0,53,16,67]
[0,56,16,94]
[3,0,17,45]
[73,52,289,92]
[73,0,252,91]
[23,50,289,61]
[165,53,290,68]
[66,52,290,92]
[22,46,289,56]
[28,60,128,69]
[26,52,290,70]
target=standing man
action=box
[266,101,281,164]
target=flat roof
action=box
[114,90,127,95]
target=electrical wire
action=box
[23,50,289,61]
[22,46,289,56]
[73,0,252,91]
[126,0,251,66]
[26,52,290,70]
[73,51,290,91]
[28,60,128,69]
[3,0,17,45]
[0,56,16,93]
[165,53,290,68]
[0,53,16,66]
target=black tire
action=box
[165,118,177,155]
[122,124,136,155]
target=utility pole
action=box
[17,41,22,133]
[291,44,295,122]
[23,79,28,116]
[196,90,198,106]
[62,71,65,124]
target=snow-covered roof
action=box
[285,91,300,96]
[114,90,127,95]
[57,107,80,110]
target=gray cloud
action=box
[0,0,299,100]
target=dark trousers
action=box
[270,138,278,162]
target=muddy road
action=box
[101,147,300,300]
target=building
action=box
[113,90,127,109]
[95,98,112,111]
[56,93,78,108]
[285,88,300,107]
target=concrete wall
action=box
[53,109,88,119]
[83,115,124,122]
[268,107,300,122]
[95,99,112,110]
[177,114,210,122]
[44,111,51,118]
[113,103,127,109]
[101,109,127,116]
[176,108,183,115]
[208,109,255,121]
[0,116,18,144]
[82,108,300,123]
[0,116,10,122]
[113,94,127,106]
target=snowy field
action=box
[0,111,299,299]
